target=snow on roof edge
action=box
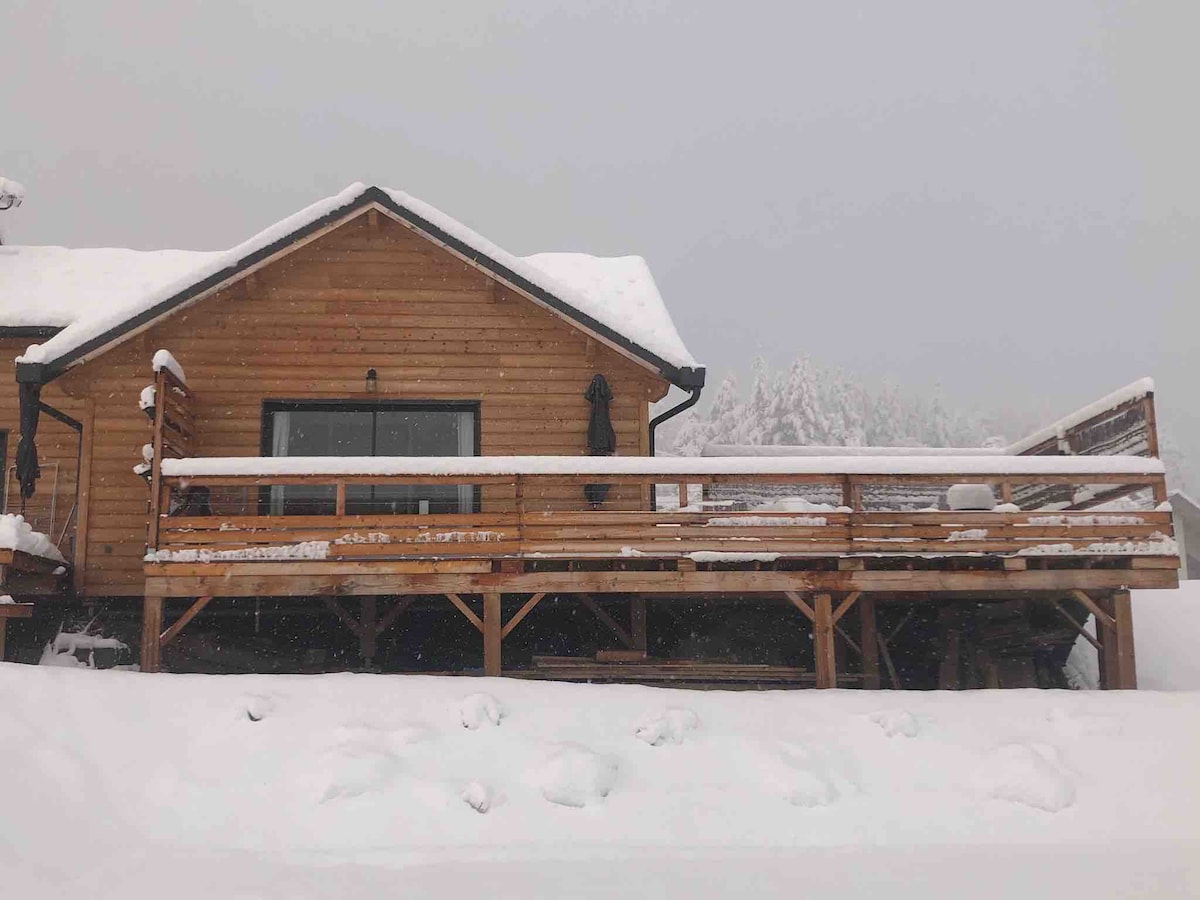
[17,183,370,366]
[17,183,701,378]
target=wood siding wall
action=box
[44,211,668,597]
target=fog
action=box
[3,1,1195,478]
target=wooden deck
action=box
[137,460,1177,687]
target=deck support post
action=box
[859,595,880,689]
[630,596,647,652]
[814,593,836,689]
[0,618,6,661]
[1097,590,1137,690]
[483,592,502,677]
[360,596,377,666]
[141,595,164,673]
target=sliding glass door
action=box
[264,402,478,515]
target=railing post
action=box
[677,482,688,510]
[335,482,347,516]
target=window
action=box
[262,402,479,515]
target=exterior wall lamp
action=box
[365,368,378,393]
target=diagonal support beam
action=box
[160,595,213,647]
[1071,590,1115,629]
[375,597,414,638]
[785,591,815,623]
[323,597,365,638]
[832,592,860,624]
[1052,600,1101,652]
[501,592,546,639]
[579,594,634,649]
[445,593,484,633]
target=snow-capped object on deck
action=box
[151,349,186,384]
[12,184,700,383]
[0,514,66,563]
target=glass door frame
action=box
[259,399,482,515]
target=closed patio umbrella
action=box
[16,382,41,503]
[584,374,615,506]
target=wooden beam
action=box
[877,633,901,689]
[579,594,634,649]
[1070,589,1115,629]
[501,592,546,639]
[859,595,880,689]
[144,565,1180,599]
[72,399,95,595]
[813,593,836,689]
[159,595,213,647]
[445,592,483,632]
[630,596,647,651]
[375,597,413,637]
[360,596,377,663]
[1099,590,1137,689]
[784,590,815,623]
[834,623,861,656]
[141,595,163,672]
[483,592,502,676]
[322,597,365,638]
[832,591,860,624]
[1051,600,1101,651]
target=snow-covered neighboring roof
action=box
[8,184,701,385]
[0,246,221,328]
[160,453,1165,478]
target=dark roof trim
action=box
[15,185,705,391]
[0,326,63,340]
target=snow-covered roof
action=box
[7,184,702,387]
[160,453,1165,478]
[0,246,221,329]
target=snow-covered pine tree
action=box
[659,354,986,455]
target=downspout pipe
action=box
[647,384,704,510]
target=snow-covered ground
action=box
[3,583,1199,898]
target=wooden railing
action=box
[146,366,196,551]
[146,461,1176,563]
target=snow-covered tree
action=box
[660,354,987,455]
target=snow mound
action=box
[460,692,505,729]
[308,728,403,803]
[869,709,919,738]
[536,744,619,808]
[461,780,493,814]
[770,742,854,808]
[974,744,1076,813]
[635,707,700,746]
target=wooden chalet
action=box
[0,183,1180,688]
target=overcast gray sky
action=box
[3,1,1196,473]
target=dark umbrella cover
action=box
[16,381,41,501]
[584,374,616,505]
